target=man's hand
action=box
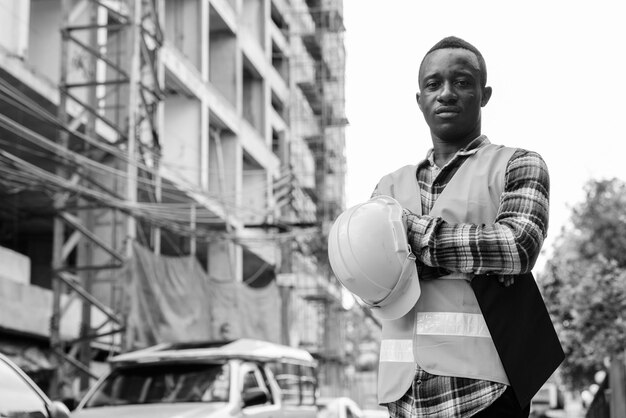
[498,276,515,287]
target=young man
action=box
[372,37,563,417]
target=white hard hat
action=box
[327,195,420,321]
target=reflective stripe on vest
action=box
[416,312,491,338]
[380,312,491,362]
[376,141,517,404]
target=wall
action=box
[165,0,201,70]
[208,130,239,204]
[241,156,267,224]
[163,94,202,187]
[241,0,265,46]
[0,246,30,285]
[242,58,265,134]
[0,274,112,341]
[0,0,30,58]
[27,0,61,83]
[209,31,238,105]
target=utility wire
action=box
[0,76,312,215]
[0,150,317,244]
[0,84,293,220]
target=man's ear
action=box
[481,86,492,107]
[416,91,423,111]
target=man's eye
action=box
[425,81,440,89]
[455,79,471,87]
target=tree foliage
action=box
[570,178,626,266]
[539,178,626,390]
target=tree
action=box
[570,178,626,266]
[539,178,626,390]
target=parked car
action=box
[70,338,318,418]
[0,352,71,418]
[316,397,364,418]
[530,381,564,417]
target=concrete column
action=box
[200,0,209,82]
[200,102,210,190]
[610,356,626,418]
[241,0,264,44]
[235,29,243,117]
[200,1,210,191]
[263,0,272,148]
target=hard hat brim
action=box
[368,256,420,321]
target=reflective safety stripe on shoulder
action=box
[416,312,492,338]
[379,339,414,362]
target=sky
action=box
[342,0,626,269]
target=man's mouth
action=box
[435,106,461,115]
[435,106,461,119]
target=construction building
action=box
[0,0,349,400]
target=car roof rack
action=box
[110,338,317,367]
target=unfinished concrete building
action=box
[0,0,348,399]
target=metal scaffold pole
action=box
[76,0,100,391]
[50,2,72,398]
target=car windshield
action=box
[84,362,230,407]
[0,357,48,416]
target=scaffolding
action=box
[290,0,347,223]
[0,0,350,400]
[284,0,349,397]
[44,0,348,395]
[49,0,164,395]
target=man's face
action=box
[417,48,491,144]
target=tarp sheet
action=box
[126,243,281,348]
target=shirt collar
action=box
[419,135,490,168]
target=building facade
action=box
[0,0,347,399]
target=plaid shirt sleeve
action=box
[406,149,550,275]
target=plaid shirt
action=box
[373,136,550,417]
[386,367,507,417]
[407,135,549,278]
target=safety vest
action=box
[375,143,516,404]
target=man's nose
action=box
[437,82,457,103]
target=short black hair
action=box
[420,36,488,88]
